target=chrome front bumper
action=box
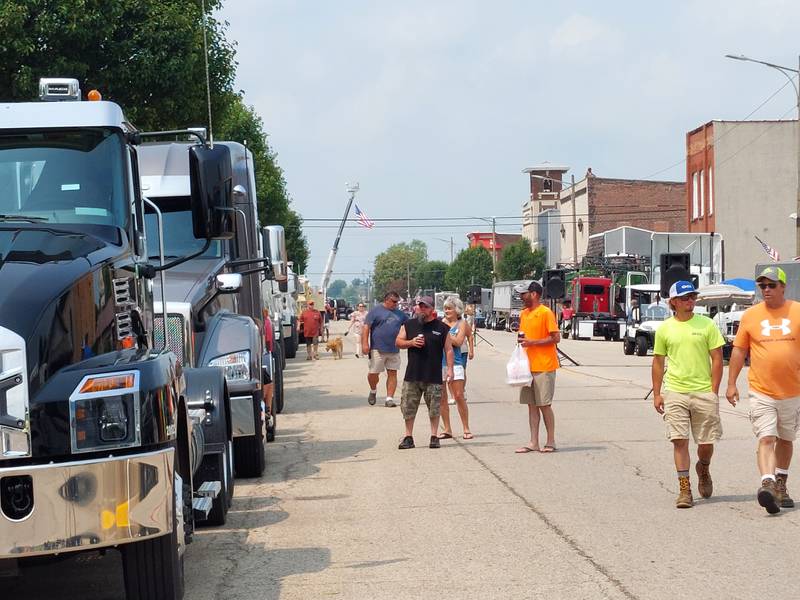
[0,448,174,559]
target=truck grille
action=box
[153,314,186,365]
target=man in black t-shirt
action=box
[395,296,455,449]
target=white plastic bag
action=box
[506,344,533,387]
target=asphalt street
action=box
[11,320,795,599]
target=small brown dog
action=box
[325,337,343,359]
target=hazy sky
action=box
[219,1,800,285]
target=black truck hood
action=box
[160,258,225,306]
[0,226,125,393]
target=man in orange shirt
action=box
[515,281,561,454]
[727,266,800,514]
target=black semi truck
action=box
[0,78,237,598]
[138,140,290,476]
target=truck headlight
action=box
[69,371,141,453]
[209,350,250,382]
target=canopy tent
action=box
[696,284,755,307]
[721,278,756,292]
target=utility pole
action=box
[491,217,497,282]
[571,173,578,266]
[406,262,411,300]
[450,236,454,264]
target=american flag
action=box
[754,235,780,262]
[354,204,374,229]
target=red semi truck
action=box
[567,276,625,341]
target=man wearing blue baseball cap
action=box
[651,280,727,508]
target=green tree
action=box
[496,238,546,281]
[327,279,347,298]
[444,247,493,296]
[416,260,448,292]
[217,96,309,272]
[373,240,428,297]
[0,0,236,132]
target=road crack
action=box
[456,441,641,600]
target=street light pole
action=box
[726,53,800,257]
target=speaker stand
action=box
[473,329,494,347]
[557,347,580,367]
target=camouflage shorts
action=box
[400,381,443,420]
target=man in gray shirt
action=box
[362,291,408,407]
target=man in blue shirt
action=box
[362,291,408,407]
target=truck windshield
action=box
[144,196,221,258]
[0,128,128,227]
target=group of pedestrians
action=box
[357,291,480,448]
[651,267,800,513]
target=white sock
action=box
[762,474,777,483]
[776,468,790,476]
[386,396,393,402]
[370,388,377,393]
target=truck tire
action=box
[204,440,234,526]
[635,336,648,356]
[623,338,635,355]
[280,336,287,370]
[234,432,265,478]
[122,471,184,600]
[284,319,298,358]
[275,352,285,416]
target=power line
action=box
[640,76,798,180]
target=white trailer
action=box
[489,280,532,331]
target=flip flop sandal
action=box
[540,445,557,453]
[515,446,537,453]
[437,432,453,439]
[463,433,474,440]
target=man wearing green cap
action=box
[727,266,800,514]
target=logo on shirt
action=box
[761,319,791,336]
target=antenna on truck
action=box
[201,0,214,146]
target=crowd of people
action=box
[302,266,799,516]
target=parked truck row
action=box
[0,78,301,599]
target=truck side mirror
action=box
[189,144,235,240]
[216,273,242,293]
[264,225,289,291]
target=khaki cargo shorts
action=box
[400,381,443,419]
[519,371,556,406]
[368,350,401,374]
[663,390,722,444]
[749,391,800,441]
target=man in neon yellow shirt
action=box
[652,280,727,508]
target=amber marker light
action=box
[79,373,135,394]
[87,89,102,101]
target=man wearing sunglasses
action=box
[652,280,726,508]
[727,266,800,514]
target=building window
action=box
[699,169,704,217]
[692,172,699,220]
[708,166,714,215]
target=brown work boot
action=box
[695,460,713,499]
[676,476,693,508]
[776,474,795,508]
[757,479,780,514]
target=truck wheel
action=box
[204,441,233,526]
[635,336,648,356]
[284,319,298,358]
[122,471,185,600]
[623,339,635,355]
[279,337,287,370]
[234,433,265,478]
[275,352,285,415]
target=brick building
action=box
[467,231,521,260]
[686,120,797,278]
[521,165,686,267]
